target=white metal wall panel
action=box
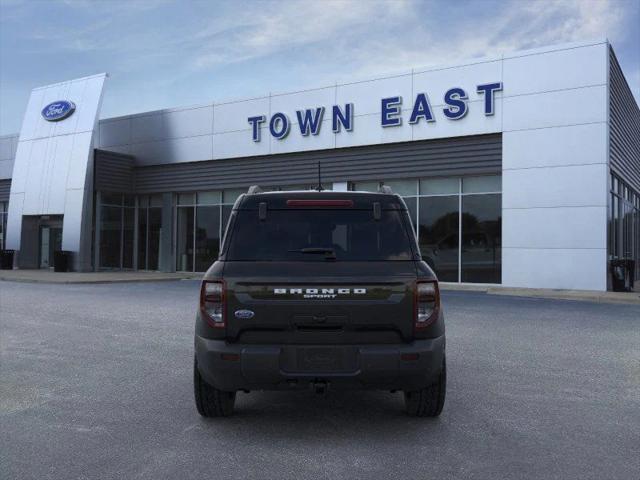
[413,60,502,105]
[501,42,609,291]
[0,160,12,179]
[61,188,85,251]
[503,248,607,291]
[163,105,213,139]
[0,135,18,161]
[213,128,270,159]
[270,118,335,155]
[503,206,607,249]
[6,74,106,259]
[411,99,502,142]
[503,123,607,170]
[503,85,607,131]
[20,138,47,214]
[503,164,608,209]
[214,97,270,134]
[48,135,73,213]
[130,135,213,166]
[335,74,412,116]
[17,88,45,142]
[66,132,94,190]
[0,134,17,179]
[51,80,84,136]
[99,117,131,147]
[271,86,336,117]
[131,113,163,143]
[503,44,607,96]
[334,113,381,148]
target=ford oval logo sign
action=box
[234,309,255,319]
[41,100,76,122]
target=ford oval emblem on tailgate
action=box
[234,309,255,319]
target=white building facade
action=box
[0,40,638,291]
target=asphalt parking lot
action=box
[1,280,638,480]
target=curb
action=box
[440,283,640,305]
[0,276,202,285]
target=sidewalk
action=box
[440,282,640,305]
[0,269,202,284]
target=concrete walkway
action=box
[440,282,640,305]
[1,269,638,305]
[0,269,202,284]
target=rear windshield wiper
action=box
[288,247,337,260]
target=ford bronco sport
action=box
[194,186,446,417]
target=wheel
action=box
[194,356,236,417]
[404,356,446,417]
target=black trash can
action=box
[610,259,634,292]
[626,259,635,291]
[0,249,14,270]
[53,250,72,272]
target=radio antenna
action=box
[317,161,323,191]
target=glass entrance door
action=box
[39,226,62,268]
[40,226,50,268]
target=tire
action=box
[194,357,236,417]
[404,356,446,417]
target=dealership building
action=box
[0,39,638,291]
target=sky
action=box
[0,0,639,135]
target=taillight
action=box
[200,280,225,328]
[415,280,439,329]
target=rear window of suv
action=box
[226,209,414,261]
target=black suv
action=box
[194,187,446,417]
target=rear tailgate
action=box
[223,261,416,344]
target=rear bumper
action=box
[195,335,445,392]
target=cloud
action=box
[328,0,628,79]
[188,0,412,70]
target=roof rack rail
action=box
[378,185,393,194]
[247,185,263,195]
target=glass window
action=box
[147,208,162,270]
[227,210,414,261]
[176,207,194,271]
[178,193,195,205]
[0,202,6,250]
[223,189,245,204]
[99,205,122,268]
[382,179,417,196]
[461,194,501,283]
[122,208,135,268]
[419,178,459,195]
[198,191,221,205]
[222,205,234,240]
[137,208,147,269]
[462,175,501,194]
[403,197,418,235]
[418,196,459,282]
[351,181,380,192]
[195,206,221,271]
